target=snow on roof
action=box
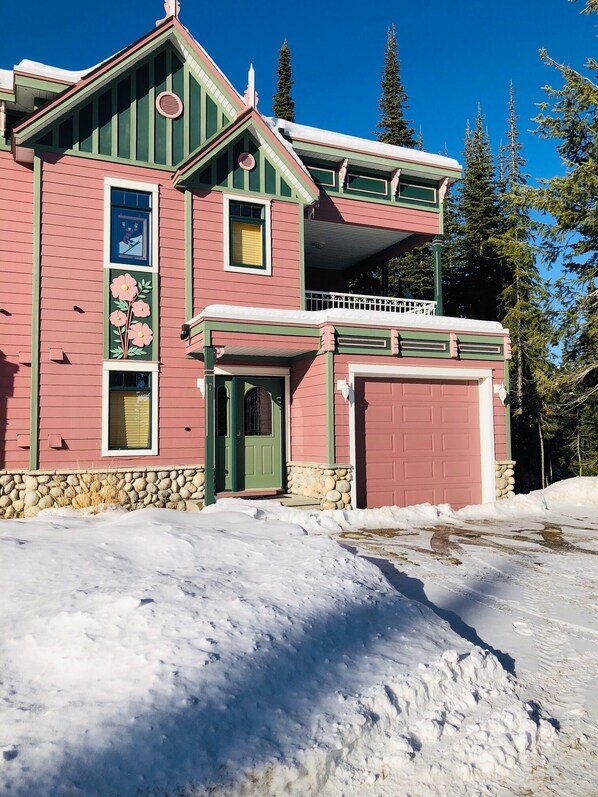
[13,58,102,83]
[0,68,13,90]
[194,304,508,335]
[266,117,462,174]
[260,115,314,182]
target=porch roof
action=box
[189,304,508,337]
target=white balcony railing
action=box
[305,290,436,315]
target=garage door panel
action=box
[357,377,482,510]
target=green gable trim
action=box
[14,74,67,94]
[23,43,234,169]
[185,128,305,201]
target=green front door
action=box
[215,375,284,492]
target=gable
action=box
[186,129,299,199]
[14,21,243,169]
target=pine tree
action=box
[453,108,506,321]
[272,40,295,121]
[497,84,555,488]
[533,2,598,475]
[375,25,417,148]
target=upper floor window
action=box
[104,177,159,273]
[224,195,271,275]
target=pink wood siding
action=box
[334,355,507,465]
[0,153,33,468]
[36,153,203,469]
[192,190,302,313]
[290,354,327,462]
[355,377,482,508]
[314,193,440,235]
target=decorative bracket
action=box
[214,346,226,360]
[196,378,205,398]
[338,158,349,189]
[390,168,401,198]
[504,336,512,360]
[449,331,459,358]
[438,177,450,202]
[390,329,400,356]
[321,324,336,352]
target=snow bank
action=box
[0,506,555,796]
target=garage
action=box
[355,377,483,509]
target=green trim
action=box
[456,334,505,345]
[185,190,193,320]
[299,203,306,310]
[27,145,177,171]
[204,346,216,506]
[432,236,443,315]
[229,376,239,492]
[201,320,321,337]
[14,75,66,93]
[325,352,335,464]
[505,360,512,460]
[29,154,42,469]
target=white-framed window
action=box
[104,177,159,273]
[102,360,159,456]
[223,194,272,275]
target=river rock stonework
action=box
[286,462,353,510]
[0,466,206,519]
[495,460,516,499]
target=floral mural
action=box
[109,272,153,359]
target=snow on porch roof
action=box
[192,304,508,336]
[266,117,463,175]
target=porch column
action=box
[203,345,216,506]
[432,235,443,315]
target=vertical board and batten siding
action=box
[192,189,302,313]
[333,354,507,465]
[314,193,441,235]
[290,355,328,462]
[0,153,34,468]
[37,153,202,468]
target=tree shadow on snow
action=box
[16,550,515,796]
[360,551,516,675]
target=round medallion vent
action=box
[155,91,183,119]
[238,152,256,170]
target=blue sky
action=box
[3,0,595,184]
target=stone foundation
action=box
[0,466,206,519]
[286,462,353,510]
[495,460,516,500]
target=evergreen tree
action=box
[453,108,507,320]
[533,2,598,475]
[272,40,295,121]
[497,84,555,488]
[375,25,417,148]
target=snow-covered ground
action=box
[1,479,597,796]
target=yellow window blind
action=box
[109,391,150,449]
[232,220,263,267]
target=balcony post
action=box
[432,236,443,315]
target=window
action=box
[244,387,272,436]
[104,177,159,273]
[224,195,271,274]
[102,362,158,455]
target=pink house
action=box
[0,8,514,517]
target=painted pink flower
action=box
[110,273,138,301]
[131,300,151,318]
[128,322,153,347]
[109,310,127,327]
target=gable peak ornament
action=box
[243,64,259,109]
[157,0,180,25]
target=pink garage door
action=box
[355,377,482,509]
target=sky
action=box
[2,0,595,185]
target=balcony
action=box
[305,290,436,315]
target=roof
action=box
[266,117,463,176]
